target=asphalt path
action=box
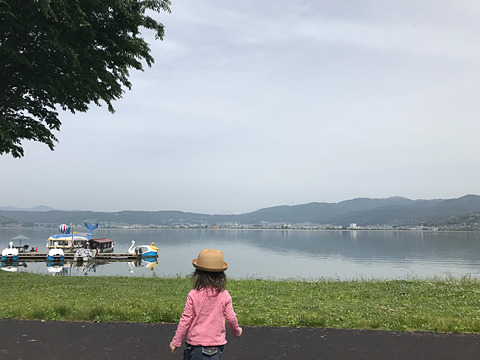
[1,319,479,359]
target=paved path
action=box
[1,319,479,359]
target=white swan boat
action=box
[46,242,65,262]
[127,240,158,258]
[1,242,19,261]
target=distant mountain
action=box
[0,215,18,226]
[0,209,214,227]
[0,205,54,212]
[229,197,442,226]
[1,195,480,227]
[439,211,480,226]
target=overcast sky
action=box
[1,0,479,214]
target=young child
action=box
[169,249,242,359]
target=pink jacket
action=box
[171,288,242,347]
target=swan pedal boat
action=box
[46,242,65,262]
[128,241,158,258]
[1,242,19,261]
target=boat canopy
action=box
[91,238,113,244]
[90,237,114,250]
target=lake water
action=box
[1,228,480,280]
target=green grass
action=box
[1,272,480,333]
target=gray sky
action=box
[1,0,479,214]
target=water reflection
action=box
[0,260,25,273]
[127,259,158,274]
[1,258,159,277]
[1,228,480,280]
[46,262,67,275]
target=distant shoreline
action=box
[1,226,478,232]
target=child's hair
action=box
[192,269,226,292]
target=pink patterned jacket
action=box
[171,288,242,347]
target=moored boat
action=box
[127,240,159,258]
[46,223,98,251]
[46,242,65,262]
[1,242,19,261]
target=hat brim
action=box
[192,259,228,272]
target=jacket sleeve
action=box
[171,292,195,347]
[224,291,242,337]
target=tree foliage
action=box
[0,0,171,157]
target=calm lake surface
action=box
[1,228,480,280]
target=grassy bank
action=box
[1,272,480,333]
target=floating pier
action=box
[17,252,139,261]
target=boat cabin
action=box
[90,238,114,253]
[46,235,88,250]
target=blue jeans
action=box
[183,343,225,360]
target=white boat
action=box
[46,242,65,262]
[127,240,159,258]
[1,242,19,261]
[74,248,95,262]
[46,223,98,251]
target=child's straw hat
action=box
[192,249,228,272]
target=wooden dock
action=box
[17,252,139,261]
